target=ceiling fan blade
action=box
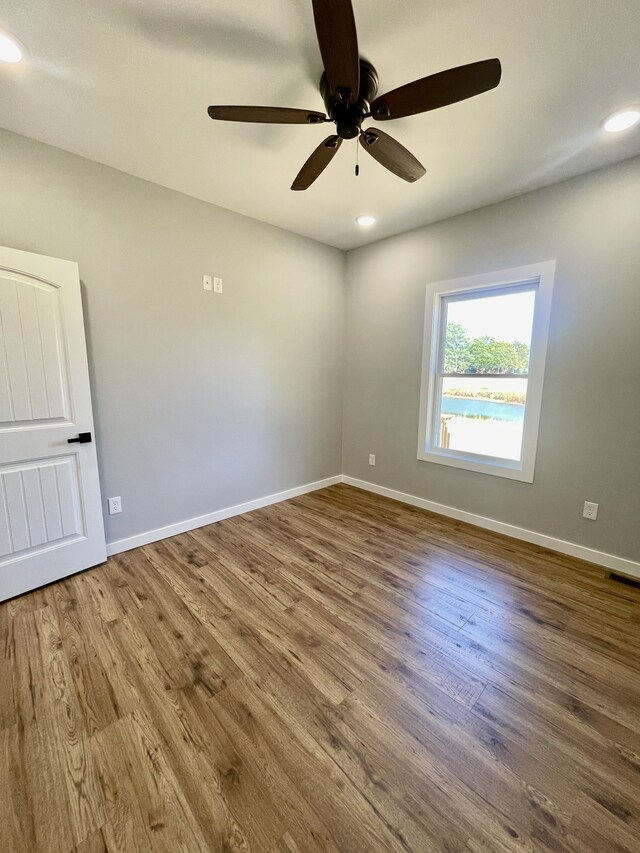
[291,135,342,191]
[370,58,502,120]
[311,0,360,101]
[208,106,326,124]
[359,128,425,183]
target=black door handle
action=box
[67,432,92,444]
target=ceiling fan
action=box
[207,0,502,191]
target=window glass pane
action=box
[436,374,527,460]
[443,289,535,375]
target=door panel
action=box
[0,456,84,559]
[0,246,106,601]
[0,272,69,424]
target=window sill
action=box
[418,448,534,483]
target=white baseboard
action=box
[106,475,342,557]
[106,471,639,581]
[341,475,640,580]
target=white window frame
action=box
[417,261,555,482]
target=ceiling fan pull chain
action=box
[355,141,360,176]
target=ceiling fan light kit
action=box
[207,0,502,190]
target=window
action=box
[418,262,555,482]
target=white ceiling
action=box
[1,0,640,250]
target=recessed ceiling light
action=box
[356,215,376,227]
[0,31,24,64]
[603,109,640,133]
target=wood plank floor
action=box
[2,483,640,852]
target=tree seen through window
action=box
[443,322,530,375]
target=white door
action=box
[0,246,106,601]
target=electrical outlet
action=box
[583,501,598,521]
[213,276,223,293]
[108,496,122,515]
[203,275,212,291]
[368,453,376,466]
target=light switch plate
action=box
[203,275,212,291]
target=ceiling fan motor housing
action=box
[320,58,379,139]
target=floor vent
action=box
[609,572,640,590]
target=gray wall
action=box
[343,157,640,562]
[0,130,345,544]
[2,129,638,562]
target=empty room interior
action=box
[1,1,640,851]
